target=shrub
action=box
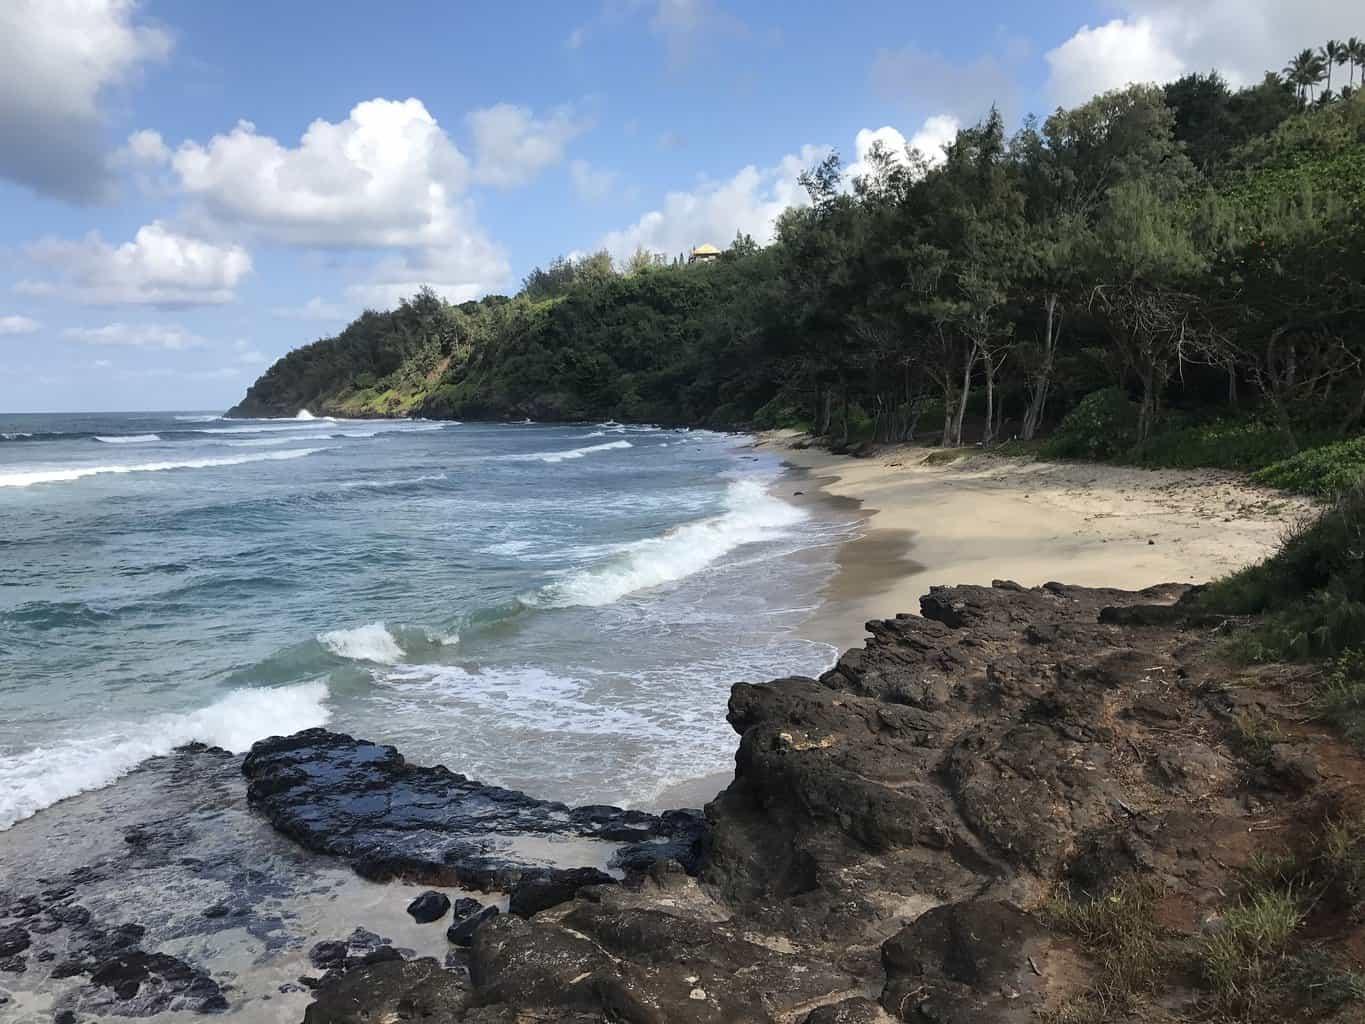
[1042,387,1139,460]
[1197,485,1365,659]
[1252,436,1365,497]
[1135,418,1299,471]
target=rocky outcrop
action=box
[288,580,1360,1023]
[241,728,705,898]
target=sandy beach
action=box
[761,431,1316,651]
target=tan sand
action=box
[760,431,1316,652]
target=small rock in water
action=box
[308,941,348,970]
[447,905,499,947]
[405,890,451,924]
[450,897,483,920]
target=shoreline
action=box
[759,431,1315,651]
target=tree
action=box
[1085,180,1210,444]
[1285,49,1327,103]
[1350,38,1365,90]
[1324,41,1345,95]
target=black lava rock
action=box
[447,905,499,947]
[405,890,451,924]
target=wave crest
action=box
[318,622,405,664]
[0,447,323,489]
[509,440,633,464]
[533,478,805,607]
[94,434,160,444]
[0,681,330,830]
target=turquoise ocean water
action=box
[0,412,853,831]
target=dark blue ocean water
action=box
[0,411,851,830]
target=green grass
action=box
[1043,878,1169,996]
[1198,888,1303,1014]
[1253,437,1365,497]
[1196,485,1365,660]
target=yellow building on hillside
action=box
[688,243,721,264]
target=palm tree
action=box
[1284,48,1327,102]
[1323,40,1344,94]
[1350,37,1365,89]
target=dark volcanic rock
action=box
[470,904,858,1023]
[302,957,470,1023]
[509,867,613,917]
[880,901,1073,1022]
[447,905,499,947]
[241,728,705,888]
[269,579,1346,1023]
[0,924,30,957]
[86,950,229,1013]
[407,890,452,923]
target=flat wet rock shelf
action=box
[240,728,706,893]
[280,580,1365,1023]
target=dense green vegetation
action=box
[232,48,1365,493]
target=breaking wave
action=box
[0,681,330,830]
[531,478,805,607]
[94,434,160,444]
[318,622,406,664]
[0,448,324,488]
[507,440,633,464]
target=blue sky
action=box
[0,0,1357,412]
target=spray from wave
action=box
[0,681,330,830]
[0,448,324,489]
[531,478,806,607]
[318,622,406,664]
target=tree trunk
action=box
[1020,294,1059,441]
[952,343,978,447]
[982,358,996,446]
[940,378,955,447]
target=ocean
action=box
[0,411,853,832]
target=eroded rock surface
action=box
[242,728,705,897]
[286,580,1360,1023]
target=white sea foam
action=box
[0,681,330,831]
[173,414,223,422]
[506,439,633,464]
[319,622,405,664]
[533,478,805,607]
[295,409,317,420]
[337,473,447,490]
[223,434,330,447]
[197,422,335,434]
[94,434,160,444]
[0,448,324,489]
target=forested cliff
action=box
[231,61,1365,487]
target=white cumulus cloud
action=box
[467,104,589,187]
[599,144,828,263]
[1046,1,1363,105]
[171,98,471,249]
[1045,18,1184,107]
[0,0,171,201]
[847,115,959,182]
[19,221,252,307]
[160,97,509,304]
